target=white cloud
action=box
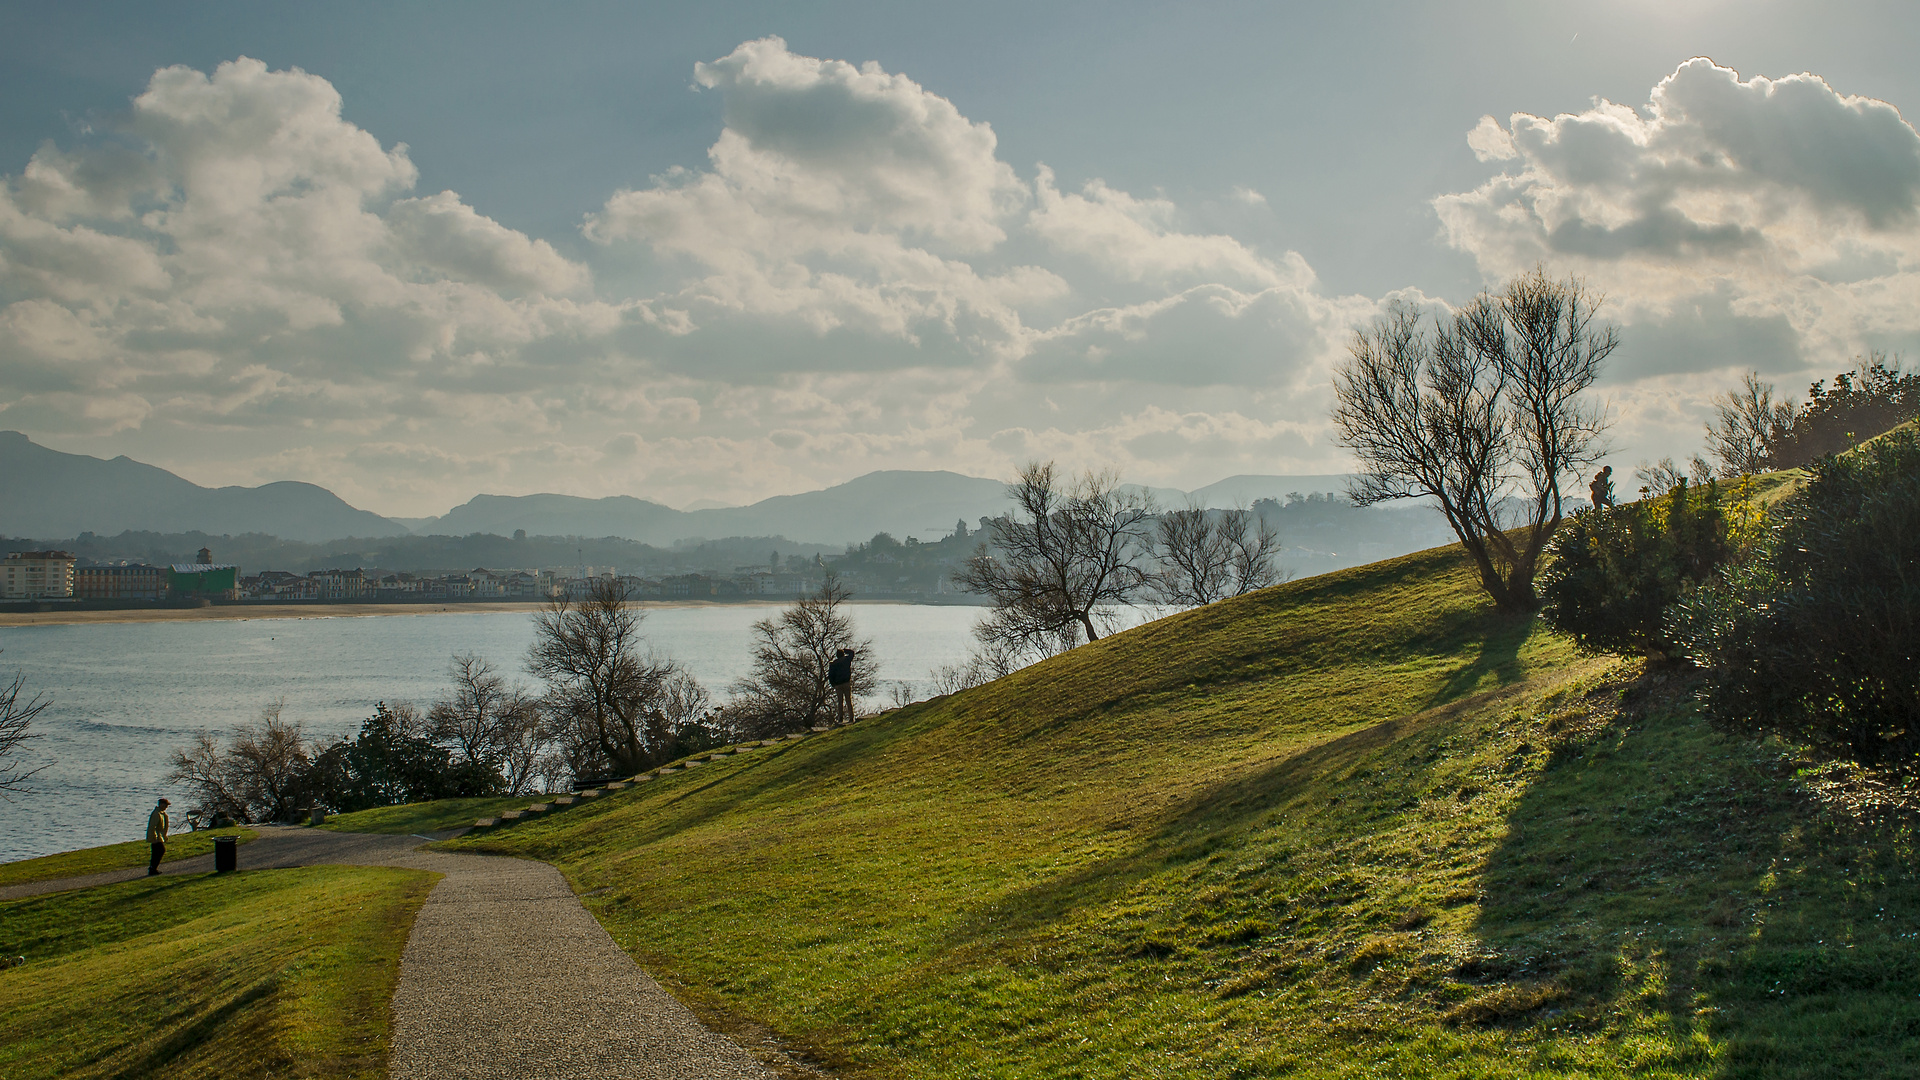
[1436,58,1920,366]
[1028,165,1287,288]
[585,37,1050,366]
[0,56,604,441]
[1465,115,1517,162]
[387,192,590,296]
[0,46,1367,513]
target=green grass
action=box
[0,828,257,887]
[319,796,540,834]
[0,864,437,1079]
[443,542,1920,1078]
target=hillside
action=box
[0,432,407,543]
[453,543,1919,1077]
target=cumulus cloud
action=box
[1436,58,1920,364]
[387,192,589,296]
[0,56,602,438]
[585,37,1050,365]
[1,45,1365,513]
[1028,166,1286,288]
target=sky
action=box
[4,1,1920,516]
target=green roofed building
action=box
[169,546,239,599]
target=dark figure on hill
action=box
[1589,466,1615,509]
[146,797,170,875]
[828,648,855,725]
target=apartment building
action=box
[73,563,169,600]
[1,550,77,599]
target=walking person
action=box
[1589,465,1615,509]
[146,797,170,876]
[828,648,855,725]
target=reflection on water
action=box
[0,603,991,861]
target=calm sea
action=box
[0,603,998,862]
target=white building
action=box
[2,550,76,599]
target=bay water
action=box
[0,603,996,862]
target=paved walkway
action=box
[5,827,776,1080]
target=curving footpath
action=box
[4,826,775,1080]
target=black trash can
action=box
[213,835,237,874]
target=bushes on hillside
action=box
[170,700,505,823]
[1539,479,1746,659]
[1673,430,1920,771]
[304,702,503,813]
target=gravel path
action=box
[5,826,777,1080]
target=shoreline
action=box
[0,597,976,628]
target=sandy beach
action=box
[0,602,557,628]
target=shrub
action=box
[1673,430,1920,770]
[305,702,503,813]
[1539,479,1740,658]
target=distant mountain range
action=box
[0,431,1361,547]
[415,471,1363,546]
[0,431,408,544]
[420,472,1010,547]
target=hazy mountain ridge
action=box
[423,471,1374,547]
[415,471,1009,546]
[1,431,1381,550]
[0,432,408,544]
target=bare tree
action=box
[729,574,875,734]
[492,704,547,796]
[957,462,1155,650]
[1634,455,1715,496]
[166,700,311,823]
[1705,372,1800,477]
[927,636,1028,697]
[527,576,691,777]
[1149,505,1285,607]
[1701,358,1919,476]
[428,653,544,792]
[0,659,51,797]
[1334,270,1615,611]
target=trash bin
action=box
[213,835,237,873]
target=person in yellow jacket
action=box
[146,798,170,876]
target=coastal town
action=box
[1,546,830,604]
[0,533,985,607]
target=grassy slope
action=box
[319,796,536,834]
[0,865,436,1079]
[0,827,258,887]
[450,544,1918,1078]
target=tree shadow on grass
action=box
[1424,611,1532,708]
[1464,670,1920,1078]
[932,678,1542,951]
[105,973,284,1080]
